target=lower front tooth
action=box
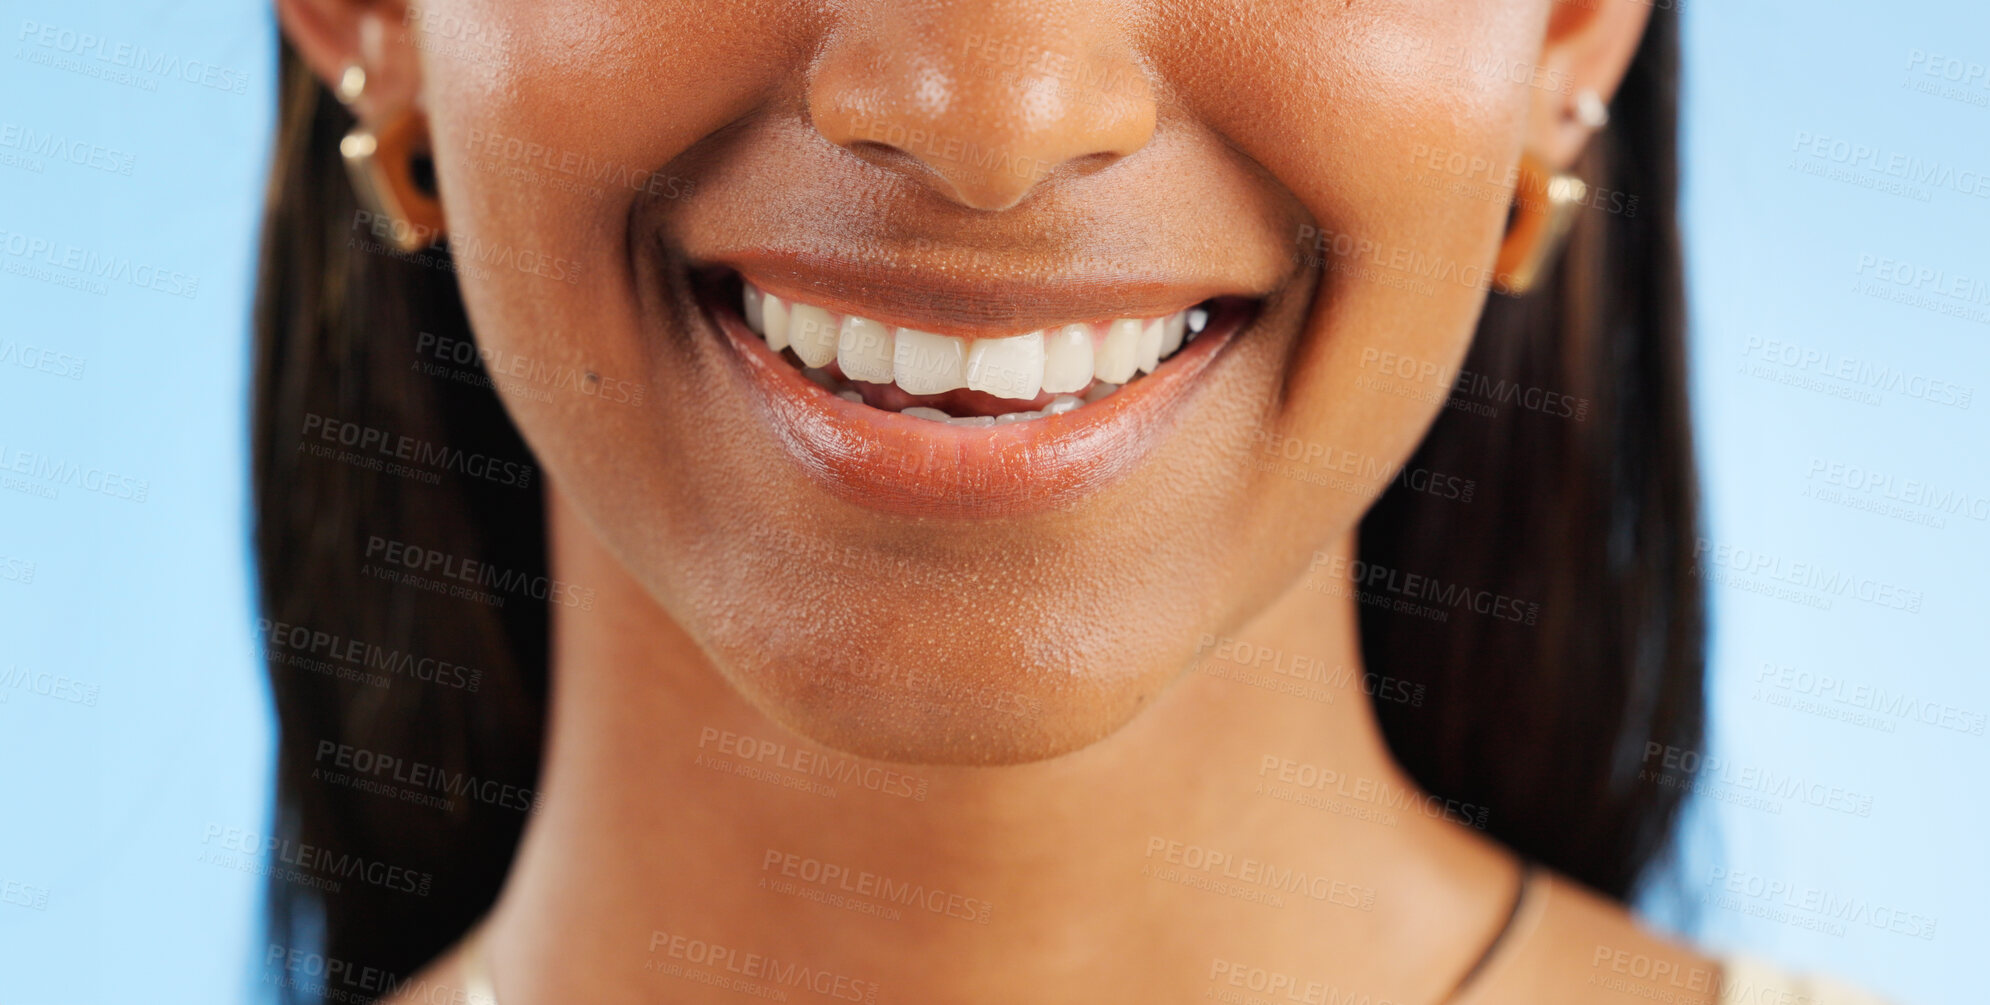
[901,406,951,422]
[789,303,839,368]
[1043,395,1083,415]
[838,316,895,383]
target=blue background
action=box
[0,1,1982,1002]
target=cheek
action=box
[1189,4,1540,520]
[409,0,793,406]
[405,0,809,513]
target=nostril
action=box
[843,140,907,166]
[838,139,992,205]
[1061,150,1126,181]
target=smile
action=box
[695,263,1260,517]
[739,280,1216,425]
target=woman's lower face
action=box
[422,0,1538,763]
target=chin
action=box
[681,554,1219,766]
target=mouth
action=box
[692,263,1261,517]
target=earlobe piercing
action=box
[1573,88,1610,130]
[333,59,446,254]
[335,61,367,105]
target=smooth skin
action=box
[277,1,1720,1001]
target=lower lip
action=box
[700,280,1248,518]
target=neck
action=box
[481,492,1518,1003]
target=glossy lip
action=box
[695,268,1255,518]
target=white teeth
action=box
[1096,319,1141,384]
[740,281,1214,421]
[789,303,839,368]
[762,292,791,351]
[1136,317,1164,375]
[900,401,1067,425]
[893,327,967,395]
[965,331,1045,400]
[838,316,895,384]
[1161,311,1186,358]
[1042,324,1095,394]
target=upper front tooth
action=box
[1041,324,1095,394]
[1160,311,1186,358]
[788,303,839,368]
[1096,319,1141,383]
[838,316,895,383]
[894,327,966,394]
[761,292,792,351]
[965,331,1045,400]
[751,290,1198,398]
[1135,318,1163,374]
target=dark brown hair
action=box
[252,13,1698,1000]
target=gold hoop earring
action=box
[334,60,445,254]
[1492,154,1585,297]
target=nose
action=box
[808,4,1158,212]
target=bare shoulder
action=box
[1461,873,1897,1005]
[1460,871,1722,1005]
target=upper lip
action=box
[708,248,1266,337]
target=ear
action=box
[1525,0,1654,169]
[275,0,421,122]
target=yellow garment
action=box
[1718,955,1896,1005]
